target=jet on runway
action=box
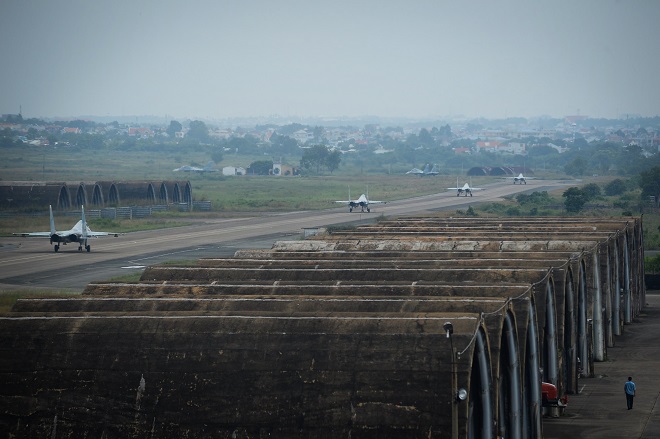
[14,205,120,252]
[503,173,535,184]
[335,189,387,212]
[447,179,484,197]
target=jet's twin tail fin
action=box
[81,205,88,240]
[49,205,56,236]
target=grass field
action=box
[0,144,498,215]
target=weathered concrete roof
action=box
[0,215,646,438]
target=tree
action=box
[167,120,182,138]
[572,137,588,149]
[418,128,433,146]
[563,187,588,213]
[627,143,643,155]
[301,144,334,173]
[438,124,452,137]
[325,150,342,173]
[312,126,325,143]
[187,120,209,142]
[604,179,627,196]
[639,166,660,207]
[564,157,587,176]
[210,148,224,164]
[270,134,300,155]
[527,145,559,158]
[581,183,601,200]
[247,160,273,175]
[224,136,260,155]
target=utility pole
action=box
[444,322,458,439]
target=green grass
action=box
[195,174,475,212]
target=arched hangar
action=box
[0,216,645,438]
[0,180,192,209]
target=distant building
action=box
[546,143,568,153]
[476,141,501,152]
[498,142,526,155]
[292,130,313,144]
[272,163,299,176]
[222,166,246,176]
[128,127,154,138]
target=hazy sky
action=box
[1,0,659,120]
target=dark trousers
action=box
[626,393,634,409]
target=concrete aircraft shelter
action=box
[0,216,645,439]
[0,180,192,209]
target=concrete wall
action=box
[0,216,645,438]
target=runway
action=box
[0,179,575,292]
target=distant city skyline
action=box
[1,0,659,121]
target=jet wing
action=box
[503,175,535,180]
[86,231,120,237]
[13,232,52,237]
[14,228,120,238]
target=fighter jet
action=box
[502,173,536,184]
[335,189,387,212]
[406,163,439,176]
[173,161,217,172]
[13,205,120,252]
[447,178,484,197]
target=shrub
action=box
[645,255,660,274]
[604,179,627,196]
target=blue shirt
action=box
[625,381,636,396]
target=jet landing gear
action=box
[54,245,59,252]
[78,245,91,252]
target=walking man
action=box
[625,376,636,410]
